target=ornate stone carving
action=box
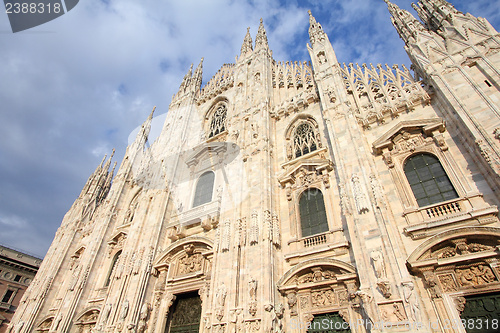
[311,289,336,307]
[370,250,387,280]
[248,277,257,316]
[438,274,457,292]
[216,283,227,321]
[244,320,260,332]
[419,238,496,262]
[287,292,297,316]
[119,299,130,322]
[212,323,226,333]
[136,302,150,333]
[298,267,338,284]
[380,302,407,322]
[456,263,496,286]
[249,211,259,246]
[369,174,384,208]
[221,219,231,252]
[455,296,466,314]
[271,213,281,247]
[494,128,500,140]
[476,139,500,174]
[271,304,284,333]
[351,174,369,214]
[377,280,392,298]
[177,252,204,276]
[421,270,441,298]
[355,290,376,324]
[403,282,421,322]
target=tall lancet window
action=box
[209,104,227,138]
[105,250,122,287]
[293,123,318,158]
[404,153,458,207]
[193,171,215,208]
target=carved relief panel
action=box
[277,259,359,325]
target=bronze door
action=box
[166,293,202,333]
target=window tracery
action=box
[293,122,319,158]
[208,104,227,138]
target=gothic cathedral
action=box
[8,1,500,332]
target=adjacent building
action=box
[0,246,41,333]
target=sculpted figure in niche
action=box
[403,282,421,322]
[216,283,227,307]
[370,250,387,280]
[137,302,150,333]
[120,299,129,321]
[248,277,257,301]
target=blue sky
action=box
[0,0,499,258]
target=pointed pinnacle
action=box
[149,106,156,119]
[99,154,107,169]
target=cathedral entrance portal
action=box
[165,292,202,333]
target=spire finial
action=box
[148,106,156,119]
[308,10,326,47]
[240,26,253,56]
[255,18,269,50]
[193,58,204,90]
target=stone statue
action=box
[403,282,421,322]
[216,283,227,307]
[370,250,387,279]
[120,299,130,321]
[248,277,257,301]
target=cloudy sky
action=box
[1,0,499,258]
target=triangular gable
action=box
[372,118,445,154]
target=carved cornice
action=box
[372,118,445,155]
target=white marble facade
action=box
[8,1,500,332]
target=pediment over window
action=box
[74,308,100,327]
[407,227,500,296]
[153,236,213,283]
[36,316,54,332]
[407,227,500,269]
[277,258,358,292]
[185,142,229,168]
[107,231,127,256]
[372,118,445,155]
[278,150,333,188]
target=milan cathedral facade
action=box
[7,1,500,332]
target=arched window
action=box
[105,250,122,287]
[209,104,227,138]
[299,188,329,237]
[193,171,215,207]
[404,153,458,207]
[293,123,318,158]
